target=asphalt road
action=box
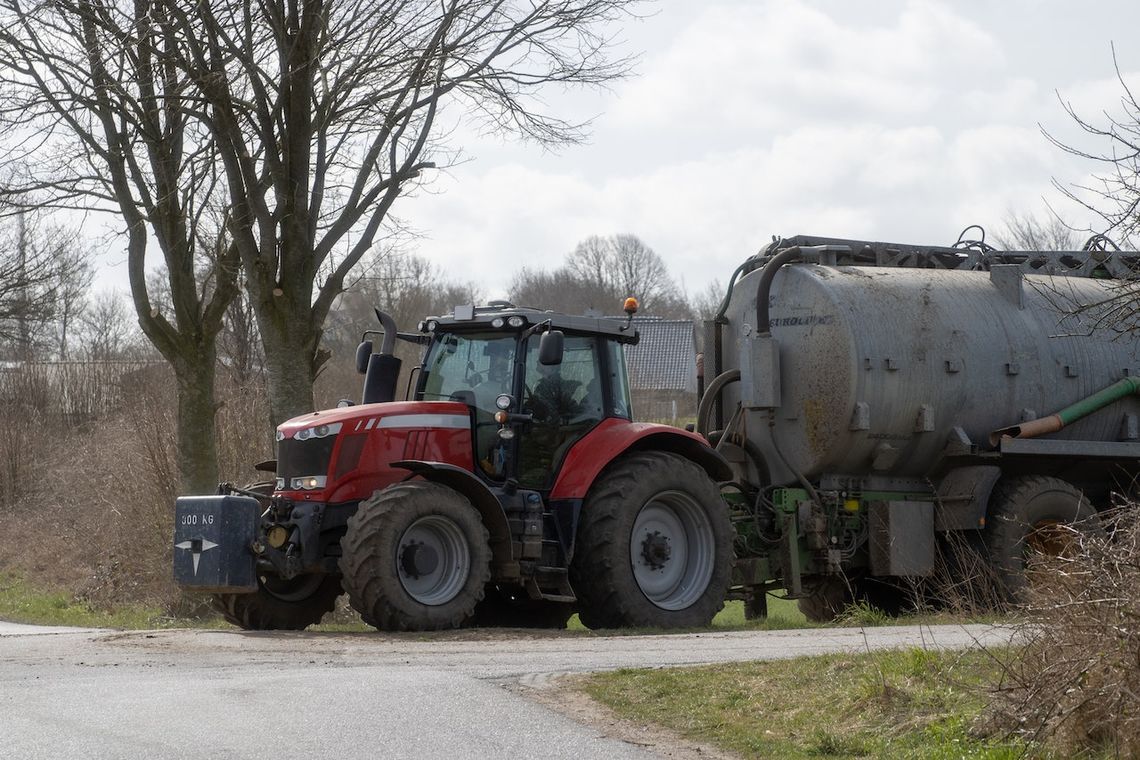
[0,622,1015,759]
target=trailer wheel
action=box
[571,452,732,629]
[985,475,1100,603]
[339,481,491,631]
[469,586,574,629]
[213,574,342,631]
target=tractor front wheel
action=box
[339,482,492,631]
[571,452,732,629]
[213,573,342,631]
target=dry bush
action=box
[0,365,273,613]
[0,404,53,506]
[909,531,1010,619]
[981,510,1140,756]
[0,362,161,507]
[214,377,273,483]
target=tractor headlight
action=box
[294,422,342,441]
[495,394,512,410]
[491,317,505,328]
[507,316,525,328]
[290,475,327,490]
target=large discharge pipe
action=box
[990,376,1140,446]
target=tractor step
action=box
[529,566,576,603]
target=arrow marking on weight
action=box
[175,538,219,576]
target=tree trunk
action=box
[260,313,320,428]
[172,345,221,495]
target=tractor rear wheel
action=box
[213,573,342,630]
[570,452,732,629]
[339,481,491,631]
[985,475,1100,604]
[470,586,575,629]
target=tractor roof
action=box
[419,302,640,344]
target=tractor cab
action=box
[413,302,638,489]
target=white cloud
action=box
[394,0,1140,303]
[610,0,1003,133]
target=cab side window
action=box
[518,335,604,488]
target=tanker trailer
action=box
[701,233,1140,620]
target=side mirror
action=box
[538,330,564,366]
[355,340,373,375]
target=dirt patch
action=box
[514,672,739,759]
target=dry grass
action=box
[0,367,270,615]
[979,509,1140,757]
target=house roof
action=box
[623,319,696,393]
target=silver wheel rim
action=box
[629,491,715,610]
[396,515,471,605]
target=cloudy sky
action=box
[390,0,1140,301]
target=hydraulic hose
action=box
[696,369,740,438]
[755,248,805,335]
[989,376,1140,446]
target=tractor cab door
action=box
[418,332,516,476]
[517,334,607,489]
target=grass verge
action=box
[581,646,1039,759]
[0,573,209,630]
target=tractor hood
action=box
[276,400,471,440]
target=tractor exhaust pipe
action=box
[357,309,403,405]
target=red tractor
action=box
[174,302,734,630]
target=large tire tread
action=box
[985,475,1098,602]
[212,575,342,631]
[339,482,491,632]
[570,452,732,629]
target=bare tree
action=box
[564,235,612,293]
[0,0,639,485]
[1045,46,1140,245]
[993,211,1081,251]
[509,265,617,315]
[79,291,141,361]
[691,279,725,322]
[1029,49,1140,337]
[328,250,477,354]
[565,233,683,312]
[52,244,93,361]
[0,210,90,360]
[218,284,263,387]
[0,3,241,491]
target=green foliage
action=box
[835,600,893,627]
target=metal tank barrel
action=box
[717,261,1140,485]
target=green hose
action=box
[990,376,1140,445]
[1055,376,1140,425]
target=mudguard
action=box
[549,418,732,500]
[392,460,514,568]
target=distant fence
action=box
[0,361,168,423]
[631,389,697,426]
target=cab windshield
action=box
[418,332,516,413]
